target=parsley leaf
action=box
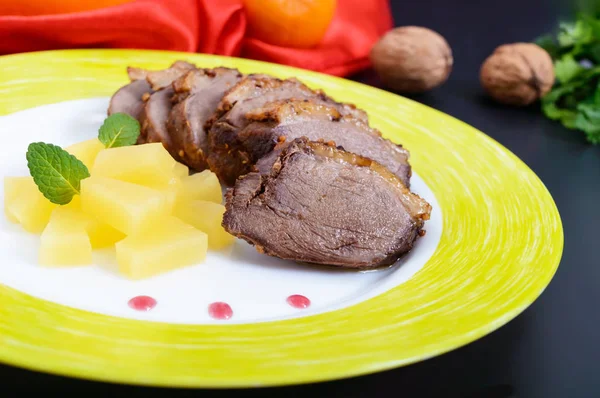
[26,142,90,205]
[555,54,584,83]
[575,103,600,143]
[558,20,593,48]
[536,12,600,144]
[98,113,140,148]
[535,34,560,59]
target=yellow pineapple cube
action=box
[116,216,207,279]
[65,138,105,169]
[39,207,92,266]
[86,217,126,248]
[4,176,56,233]
[163,178,181,210]
[80,176,172,235]
[4,176,28,223]
[174,200,234,250]
[63,194,82,211]
[91,143,178,189]
[54,202,124,248]
[159,170,221,210]
[173,162,189,178]
[176,170,222,204]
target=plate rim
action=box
[0,48,564,388]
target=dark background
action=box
[2,0,599,397]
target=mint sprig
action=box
[98,113,140,148]
[26,142,90,205]
[25,113,140,204]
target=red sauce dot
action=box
[208,302,233,320]
[287,294,311,309]
[128,295,157,311]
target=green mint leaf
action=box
[26,142,90,205]
[98,113,140,148]
[555,54,584,83]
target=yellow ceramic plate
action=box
[0,49,562,387]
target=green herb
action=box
[26,142,90,205]
[98,113,141,148]
[25,113,140,205]
[554,54,584,83]
[536,13,600,144]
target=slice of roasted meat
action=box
[107,67,151,121]
[145,60,196,91]
[209,96,411,187]
[207,74,368,127]
[141,87,175,147]
[223,137,431,269]
[205,75,325,177]
[140,62,197,151]
[107,61,196,145]
[167,67,243,169]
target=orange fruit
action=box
[244,0,336,49]
[0,0,133,16]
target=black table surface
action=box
[2,0,599,396]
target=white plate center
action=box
[0,98,442,324]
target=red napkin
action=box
[0,0,392,77]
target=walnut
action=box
[370,26,453,93]
[480,43,555,106]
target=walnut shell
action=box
[370,26,453,93]
[480,43,555,106]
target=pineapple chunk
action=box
[173,162,189,178]
[4,176,56,233]
[64,194,81,210]
[177,171,222,204]
[4,176,27,223]
[65,138,104,169]
[53,202,125,248]
[174,200,234,250]
[80,176,172,235]
[40,207,92,266]
[91,143,177,189]
[116,216,207,279]
[163,178,181,210]
[86,216,126,248]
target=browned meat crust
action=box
[166,67,243,168]
[223,137,429,269]
[208,92,411,187]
